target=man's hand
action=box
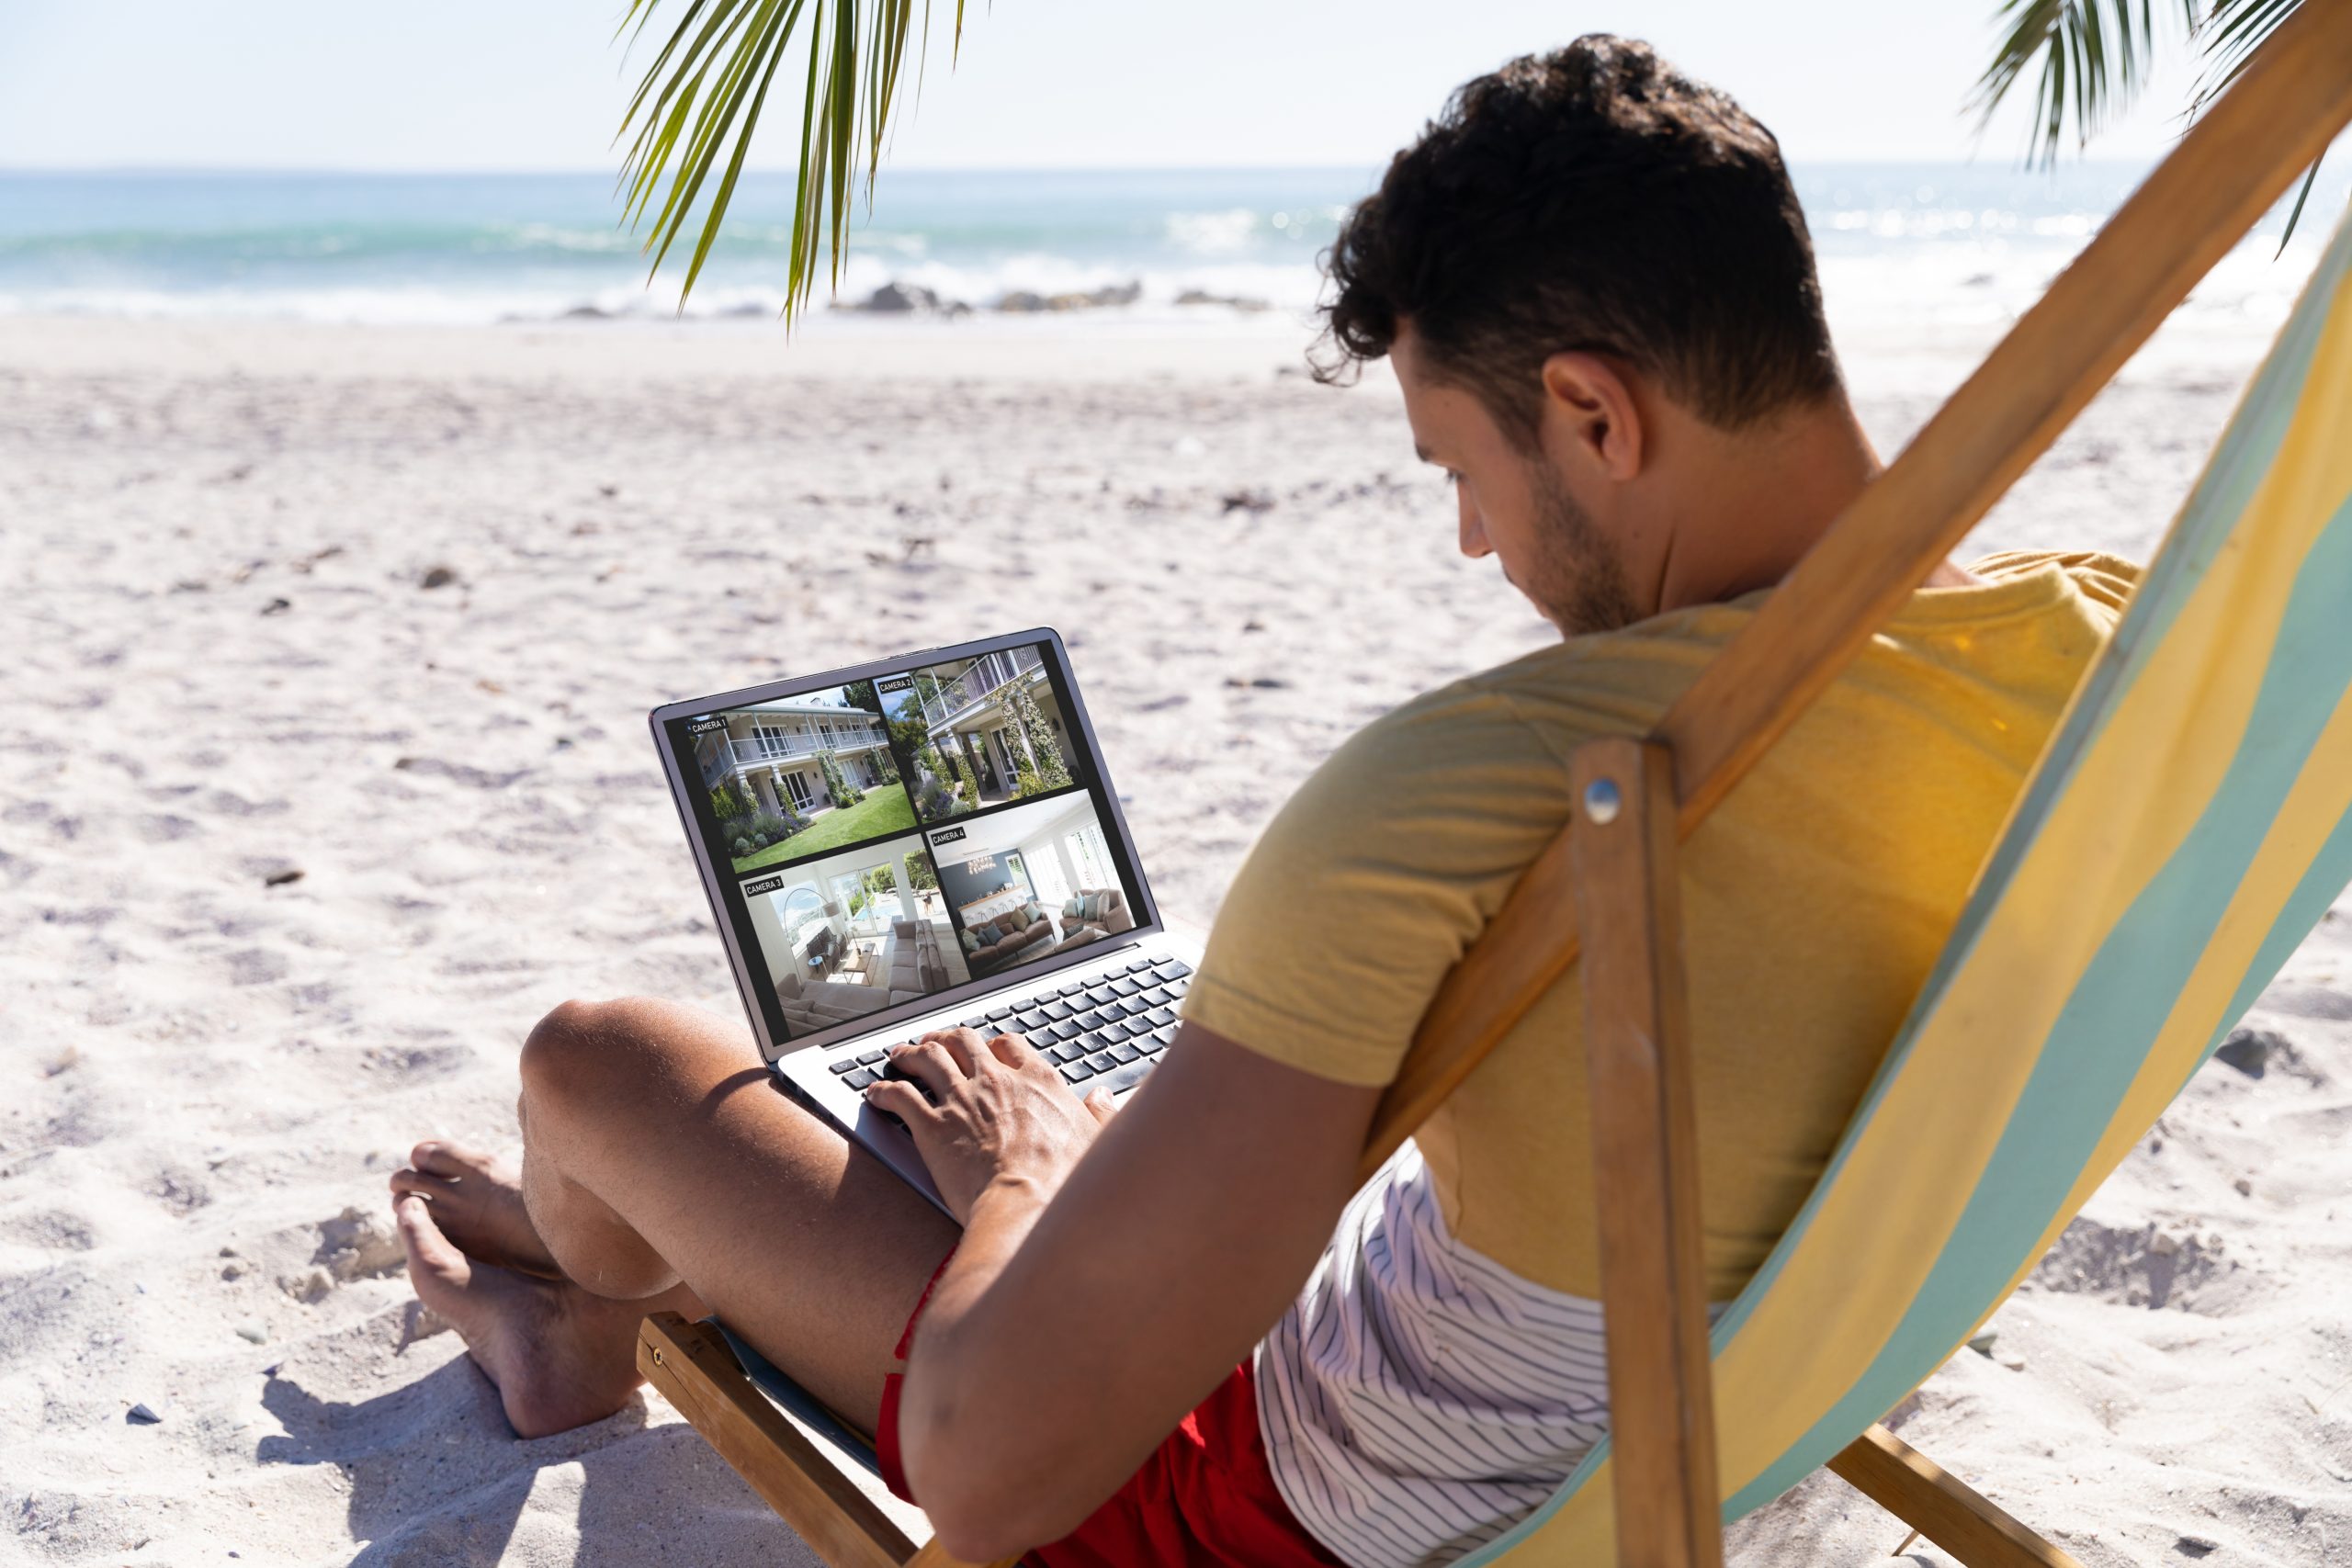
[896,1023,1380,1559]
[865,1028,1116,1224]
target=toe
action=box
[411,1140,471,1176]
[394,1191,470,1285]
[389,1168,458,1200]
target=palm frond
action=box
[1969,0,2199,165]
[1973,0,2324,248]
[613,0,966,319]
[2188,0,2302,116]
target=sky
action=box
[0,0,2207,172]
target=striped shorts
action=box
[1252,1144,1620,1568]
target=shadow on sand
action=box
[259,1336,823,1566]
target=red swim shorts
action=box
[876,1252,1344,1568]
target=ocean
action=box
[1,163,2342,337]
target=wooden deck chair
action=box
[640,6,2352,1564]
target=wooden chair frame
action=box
[642,6,2352,1563]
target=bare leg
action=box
[397,996,958,1439]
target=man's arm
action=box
[879,1022,1377,1562]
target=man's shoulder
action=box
[1970,548,2143,615]
[1338,613,1741,778]
[1193,619,1748,1083]
[1334,547,2134,789]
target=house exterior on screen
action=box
[694,700,895,819]
[915,647,1075,805]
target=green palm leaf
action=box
[614,0,965,318]
[1972,0,2324,248]
[1970,0,2199,164]
[2189,0,2304,114]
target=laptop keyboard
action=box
[828,954,1193,1100]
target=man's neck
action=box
[1652,394,1887,613]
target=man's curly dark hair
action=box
[1317,35,1841,443]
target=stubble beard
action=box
[1523,461,1643,638]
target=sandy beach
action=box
[5,301,2347,1567]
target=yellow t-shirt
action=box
[1186,551,2139,1303]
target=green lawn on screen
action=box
[730,785,917,872]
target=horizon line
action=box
[0,154,2168,180]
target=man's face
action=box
[1391,326,1641,638]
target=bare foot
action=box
[394,1191,648,1438]
[390,1141,560,1277]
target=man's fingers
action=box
[1084,1088,1119,1124]
[893,1039,963,1094]
[916,1028,985,1075]
[984,1032,1035,1068]
[864,1078,935,1123]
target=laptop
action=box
[649,628,1200,1216]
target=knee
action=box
[518,997,663,1118]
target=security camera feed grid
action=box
[685,643,1136,1043]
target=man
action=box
[390,36,2133,1568]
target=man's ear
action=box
[1539,351,1644,481]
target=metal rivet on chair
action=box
[1583,777,1622,825]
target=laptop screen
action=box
[655,633,1156,1056]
